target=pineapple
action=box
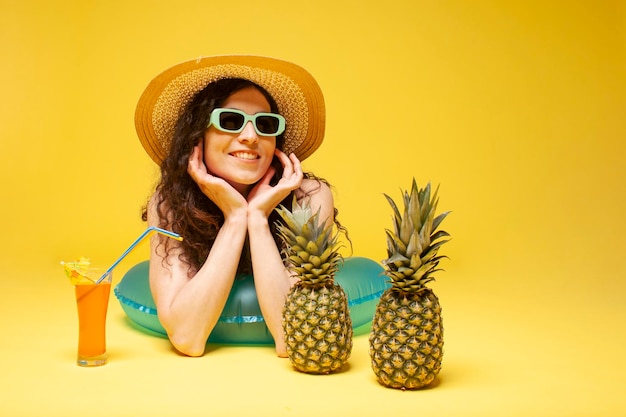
[275,198,352,374]
[369,179,451,389]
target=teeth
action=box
[232,152,257,160]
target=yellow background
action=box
[1,0,625,416]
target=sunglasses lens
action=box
[218,111,245,131]
[255,115,281,135]
[212,109,282,135]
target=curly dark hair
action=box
[142,78,347,274]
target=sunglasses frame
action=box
[208,108,286,137]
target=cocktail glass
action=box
[73,269,112,367]
[63,227,182,366]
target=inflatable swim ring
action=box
[114,257,389,345]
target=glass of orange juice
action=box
[74,269,112,367]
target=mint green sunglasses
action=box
[208,108,286,136]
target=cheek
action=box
[264,138,277,153]
[262,140,277,166]
[201,138,221,173]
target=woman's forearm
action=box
[247,211,295,357]
[150,213,248,356]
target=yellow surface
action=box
[2,264,625,416]
[1,1,625,416]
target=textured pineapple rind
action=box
[283,283,353,374]
[369,288,443,389]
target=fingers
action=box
[274,149,291,176]
[187,143,209,182]
[274,149,303,183]
[187,144,200,170]
[289,152,303,179]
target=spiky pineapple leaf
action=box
[381,179,452,290]
[417,181,431,225]
[275,196,342,283]
[385,229,407,254]
[432,211,451,233]
[430,230,451,243]
[384,193,402,235]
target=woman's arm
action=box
[149,143,255,357]
[248,174,335,357]
[147,196,248,357]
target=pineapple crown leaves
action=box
[383,179,451,289]
[275,196,342,284]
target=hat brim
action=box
[135,55,325,164]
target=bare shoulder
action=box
[299,177,332,197]
[146,191,174,226]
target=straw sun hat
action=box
[135,55,326,164]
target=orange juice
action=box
[75,281,111,365]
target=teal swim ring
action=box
[114,257,389,345]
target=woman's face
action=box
[202,86,277,195]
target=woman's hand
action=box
[246,149,303,356]
[187,143,247,218]
[247,150,303,217]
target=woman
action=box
[135,56,338,357]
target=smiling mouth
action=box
[230,151,259,160]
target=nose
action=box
[238,121,259,144]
